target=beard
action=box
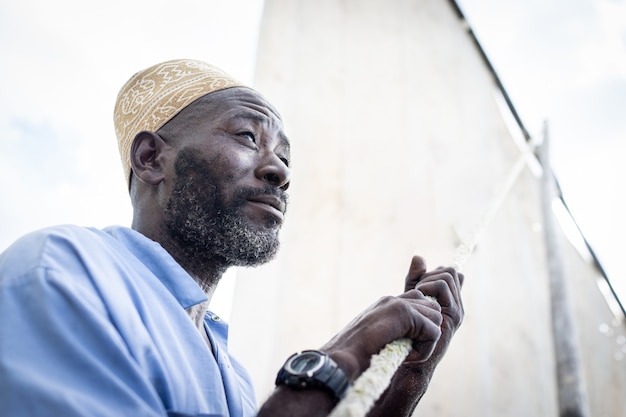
[164,147,287,273]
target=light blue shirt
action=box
[0,225,256,417]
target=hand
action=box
[258,255,464,417]
[366,256,465,417]
[319,270,446,382]
[402,255,464,368]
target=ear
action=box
[130,131,170,186]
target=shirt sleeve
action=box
[0,265,167,417]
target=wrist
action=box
[275,350,351,400]
[258,384,338,417]
[321,349,361,383]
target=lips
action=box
[247,193,287,219]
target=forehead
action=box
[193,88,284,129]
[175,87,290,150]
[162,87,290,154]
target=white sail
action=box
[229,1,626,415]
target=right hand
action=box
[319,283,444,381]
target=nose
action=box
[256,153,291,190]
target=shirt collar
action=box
[103,226,208,310]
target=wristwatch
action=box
[275,350,350,399]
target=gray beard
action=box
[164,148,285,276]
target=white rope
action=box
[329,149,532,417]
[328,339,413,417]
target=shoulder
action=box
[0,225,107,268]
[0,225,140,299]
[0,225,152,320]
[3,224,109,249]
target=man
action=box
[0,59,464,416]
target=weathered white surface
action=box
[228,0,625,415]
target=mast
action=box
[539,121,591,417]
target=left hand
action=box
[361,255,465,417]
[402,255,464,367]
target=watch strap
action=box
[276,350,350,399]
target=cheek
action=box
[205,153,255,207]
[208,150,255,182]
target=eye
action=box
[280,157,290,167]
[238,131,256,143]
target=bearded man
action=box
[0,59,464,417]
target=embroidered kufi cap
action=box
[114,59,245,187]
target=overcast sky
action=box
[0,0,624,309]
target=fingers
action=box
[415,267,464,332]
[404,255,463,307]
[404,255,427,292]
[397,290,444,361]
[398,290,443,334]
[319,290,446,380]
[367,292,444,351]
[398,287,439,307]
[416,267,462,303]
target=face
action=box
[160,88,291,268]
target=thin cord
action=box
[450,153,527,271]
[329,149,532,417]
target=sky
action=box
[0,0,624,314]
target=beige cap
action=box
[114,59,245,186]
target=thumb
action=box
[404,255,427,292]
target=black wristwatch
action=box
[275,350,350,399]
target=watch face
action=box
[286,351,325,376]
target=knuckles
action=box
[419,269,456,285]
[369,275,464,346]
[374,293,444,333]
[376,295,412,317]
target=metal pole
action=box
[539,121,592,417]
